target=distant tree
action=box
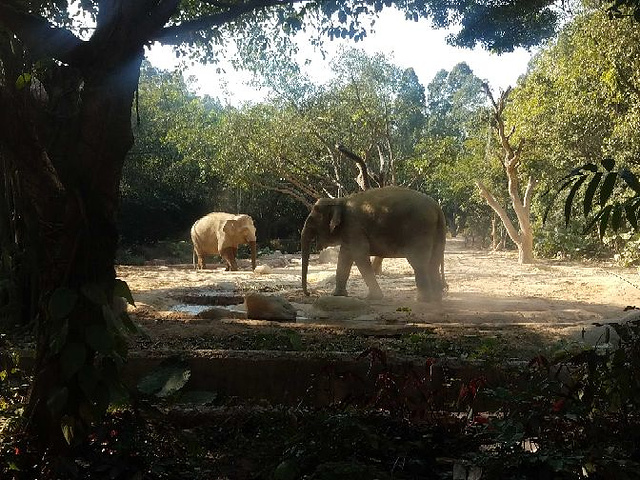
[121,62,224,244]
[476,85,537,264]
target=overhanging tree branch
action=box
[152,0,302,45]
[0,3,89,65]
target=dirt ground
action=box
[118,237,640,357]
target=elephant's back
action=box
[349,186,439,222]
[191,212,236,252]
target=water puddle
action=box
[170,290,245,316]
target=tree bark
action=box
[478,85,536,264]
[0,1,175,450]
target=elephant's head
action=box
[223,216,257,270]
[301,198,343,295]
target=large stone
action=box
[244,293,297,322]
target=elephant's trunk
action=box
[301,224,314,296]
[249,240,257,270]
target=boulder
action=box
[244,293,297,322]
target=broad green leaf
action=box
[46,387,69,416]
[611,205,623,232]
[583,172,602,217]
[61,415,75,445]
[48,288,78,321]
[120,311,140,334]
[60,343,87,380]
[625,204,638,230]
[81,283,107,305]
[85,323,113,354]
[49,320,69,355]
[602,157,615,171]
[15,73,31,90]
[77,365,99,399]
[619,168,640,194]
[599,205,613,238]
[599,172,617,206]
[137,357,191,398]
[564,175,587,226]
[583,208,607,235]
[113,279,136,306]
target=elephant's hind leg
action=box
[407,254,434,303]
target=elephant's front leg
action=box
[334,247,353,296]
[220,246,239,271]
[354,254,383,300]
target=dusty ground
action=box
[118,237,640,358]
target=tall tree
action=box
[0,0,570,449]
[476,85,537,264]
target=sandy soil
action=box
[118,237,640,354]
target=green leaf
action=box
[625,204,638,230]
[81,283,107,305]
[602,157,615,171]
[49,320,69,355]
[48,288,78,321]
[60,343,87,380]
[583,172,602,217]
[611,205,623,232]
[599,205,613,238]
[61,415,75,445]
[15,73,32,90]
[564,175,587,226]
[137,357,191,398]
[85,323,113,354]
[619,168,640,194]
[46,387,69,416]
[120,311,140,334]
[599,172,618,206]
[113,279,136,306]
[77,365,99,398]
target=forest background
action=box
[122,8,640,266]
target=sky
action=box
[146,8,535,104]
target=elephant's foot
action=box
[332,288,348,297]
[416,291,442,303]
[366,288,384,300]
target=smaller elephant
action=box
[191,212,257,271]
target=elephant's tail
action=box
[437,206,448,294]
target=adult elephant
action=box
[301,186,446,302]
[191,212,257,271]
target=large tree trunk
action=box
[1,56,143,449]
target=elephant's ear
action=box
[329,204,342,233]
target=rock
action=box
[313,296,371,312]
[318,246,340,264]
[244,293,297,322]
[253,265,273,275]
